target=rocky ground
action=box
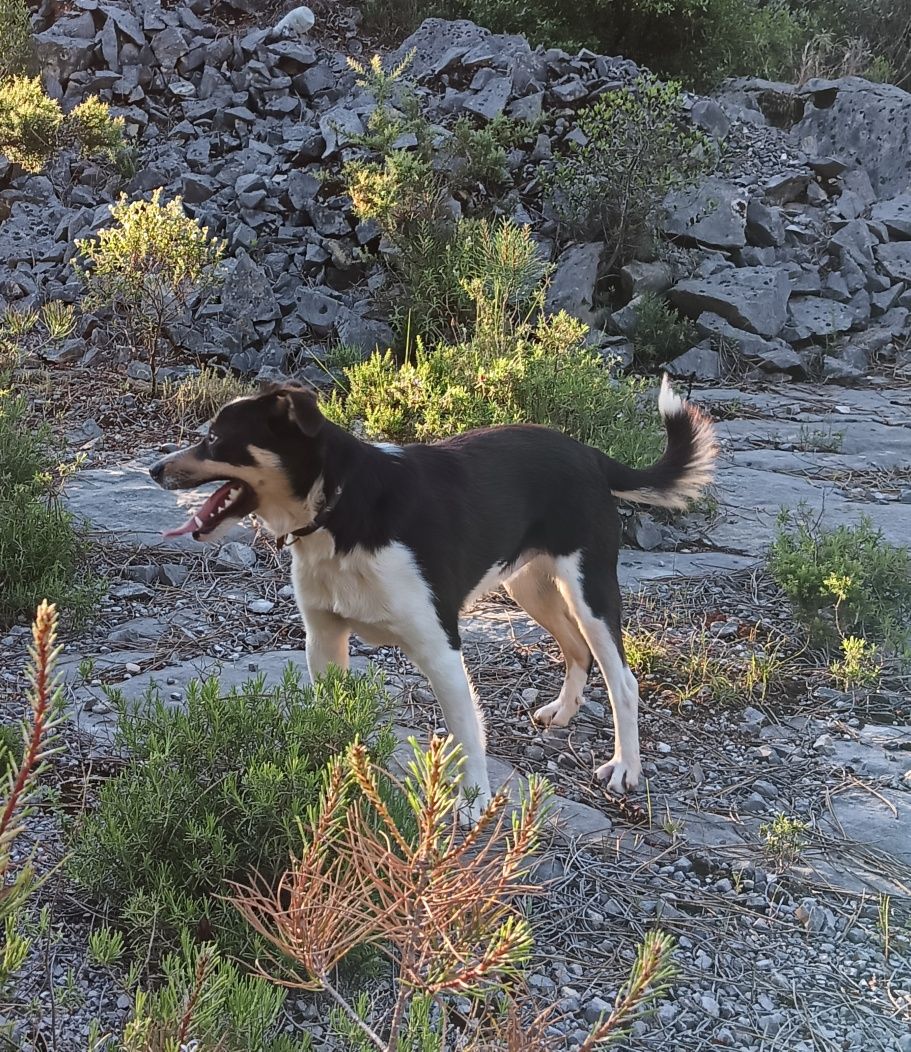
[3,0,911,1048]
[2,372,910,1050]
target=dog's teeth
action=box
[194,515,204,528]
[228,488,240,500]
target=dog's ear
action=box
[268,383,324,437]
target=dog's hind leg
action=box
[553,551,642,794]
[505,559,592,729]
[302,606,350,678]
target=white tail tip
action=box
[658,374,685,419]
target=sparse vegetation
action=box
[0,382,96,626]
[68,666,395,958]
[0,603,64,988]
[164,365,255,427]
[769,509,911,651]
[830,634,880,690]
[545,76,711,270]
[0,76,63,172]
[0,0,33,79]
[233,735,676,1050]
[116,930,311,1052]
[760,813,807,866]
[632,293,698,368]
[75,190,225,396]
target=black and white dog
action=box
[149,377,716,815]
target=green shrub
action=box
[0,76,63,172]
[545,76,711,271]
[65,94,127,163]
[0,78,126,173]
[326,281,663,468]
[164,366,255,427]
[345,150,443,235]
[0,0,32,79]
[632,293,698,368]
[75,189,225,396]
[769,509,911,650]
[118,930,310,1052]
[447,114,531,190]
[67,665,396,958]
[0,382,96,626]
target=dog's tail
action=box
[605,376,718,510]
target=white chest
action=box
[289,535,431,630]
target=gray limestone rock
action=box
[662,178,748,249]
[291,289,341,336]
[545,242,602,325]
[746,198,785,247]
[620,260,674,298]
[220,253,280,324]
[871,192,911,239]
[334,310,395,353]
[670,267,790,337]
[786,296,857,341]
[665,341,721,380]
[464,75,512,120]
[794,78,911,199]
[874,241,911,283]
[690,98,730,139]
[34,13,96,83]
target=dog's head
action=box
[149,382,326,541]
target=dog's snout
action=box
[149,458,167,485]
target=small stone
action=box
[583,996,611,1025]
[247,598,275,614]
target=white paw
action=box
[595,756,642,794]
[458,777,492,827]
[533,698,576,728]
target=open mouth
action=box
[163,480,256,540]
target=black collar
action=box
[276,486,342,550]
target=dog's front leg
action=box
[302,606,350,679]
[406,642,492,822]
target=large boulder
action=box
[661,178,748,250]
[794,78,911,200]
[871,193,911,239]
[669,266,791,337]
[545,242,603,326]
[874,242,911,283]
[786,296,857,341]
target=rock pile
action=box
[1,3,910,383]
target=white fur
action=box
[291,537,492,812]
[273,5,315,37]
[612,374,717,510]
[373,442,404,457]
[551,552,642,793]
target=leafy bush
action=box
[545,76,711,271]
[65,95,127,162]
[0,76,62,172]
[116,931,310,1052]
[327,279,663,469]
[0,383,95,626]
[769,509,911,649]
[632,293,698,368]
[164,366,255,427]
[0,78,126,172]
[345,150,443,236]
[75,190,225,395]
[447,114,530,190]
[0,0,33,79]
[68,666,395,957]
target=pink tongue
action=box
[162,481,237,539]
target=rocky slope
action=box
[2,3,910,384]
